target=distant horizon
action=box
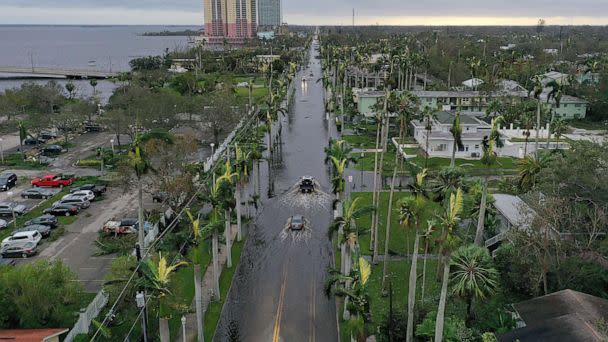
[1,23,607,28]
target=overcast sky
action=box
[1,1,608,25]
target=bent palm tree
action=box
[449,112,464,167]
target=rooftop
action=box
[499,289,608,342]
[492,194,536,229]
[0,328,69,342]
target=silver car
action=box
[53,196,90,209]
[0,202,27,217]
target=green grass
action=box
[0,153,49,170]
[168,264,195,338]
[352,150,517,174]
[203,238,245,341]
[342,134,378,149]
[567,119,607,130]
[352,192,441,257]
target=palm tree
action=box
[545,80,563,149]
[90,79,98,97]
[449,112,464,168]
[127,130,174,250]
[531,74,545,158]
[234,144,252,241]
[517,154,548,192]
[474,116,504,246]
[398,170,428,342]
[185,209,204,342]
[552,118,567,149]
[421,107,438,168]
[201,180,227,299]
[328,197,375,275]
[434,188,464,342]
[141,253,187,342]
[450,244,499,326]
[325,249,372,342]
[430,166,466,204]
[420,219,438,303]
[215,160,238,268]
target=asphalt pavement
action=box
[214,37,338,342]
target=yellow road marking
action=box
[272,266,288,342]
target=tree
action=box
[435,188,464,342]
[0,261,84,329]
[125,130,174,250]
[65,82,76,99]
[185,209,205,342]
[517,154,548,192]
[551,118,567,149]
[90,79,98,97]
[449,112,464,167]
[422,107,438,168]
[531,74,544,158]
[398,170,428,342]
[141,253,187,342]
[450,245,499,326]
[215,160,238,268]
[474,116,503,246]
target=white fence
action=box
[64,290,109,342]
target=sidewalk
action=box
[180,224,238,342]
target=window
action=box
[465,145,469,152]
[475,144,480,149]
[575,103,581,108]
[458,145,465,152]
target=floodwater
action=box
[214,37,339,341]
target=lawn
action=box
[351,192,441,257]
[203,238,245,341]
[0,153,49,170]
[342,134,378,149]
[352,150,517,174]
[235,87,269,103]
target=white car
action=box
[1,230,41,249]
[63,190,95,202]
[0,219,6,229]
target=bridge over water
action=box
[0,66,119,79]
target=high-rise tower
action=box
[203,0,257,43]
[257,0,282,28]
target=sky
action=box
[1,0,608,26]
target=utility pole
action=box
[135,244,149,342]
[352,8,355,28]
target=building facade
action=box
[203,0,257,43]
[257,0,282,28]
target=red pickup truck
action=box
[31,173,76,188]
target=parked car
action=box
[1,230,41,258]
[53,196,90,209]
[25,214,58,229]
[0,172,17,191]
[15,224,52,238]
[0,202,27,217]
[40,132,58,140]
[43,204,79,216]
[23,137,46,145]
[31,173,76,187]
[0,219,6,229]
[41,144,66,156]
[63,190,95,202]
[103,218,152,235]
[70,184,107,197]
[288,215,305,231]
[21,188,54,199]
[84,121,103,132]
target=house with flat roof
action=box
[499,289,608,342]
[411,111,491,159]
[485,193,536,248]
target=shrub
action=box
[76,159,102,168]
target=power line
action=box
[91,106,264,341]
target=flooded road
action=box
[214,37,338,341]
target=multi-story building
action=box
[203,0,257,44]
[356,89,588,120]
[257,0,282,28]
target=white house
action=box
[412,111,491,159]
[462,78,484,89]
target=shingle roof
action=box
[499,290,608,342]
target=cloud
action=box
[1,0,608,25]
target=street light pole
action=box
[7,192,16,228]
[135,244,148,342]
[0,138,4,164]
[110,139,115,154]
[181,316,187,342]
